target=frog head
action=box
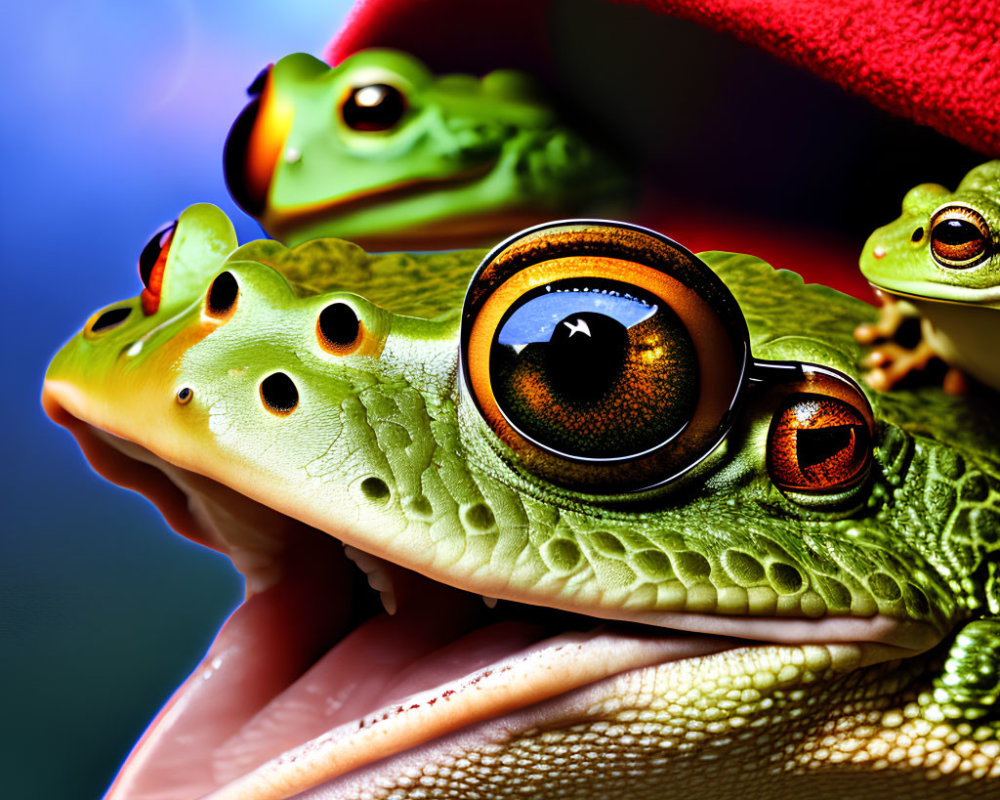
[223,49,631,249]
[43,210,1000,798]
[860,160,1000,303]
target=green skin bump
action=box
[45,204,1000,797]
[857,161,1000,392]
[225,49,631,249]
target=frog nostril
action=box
[260,372,298,415]
[911,226,925,243]
[206,272,239,318]
[317,302,362,354]
[90,306,132,333]
[176,387,193,405]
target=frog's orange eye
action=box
[929,205,992,268]
[138,222,177,316]
[766,370,873,495]
[341,84,406,131]
[487,281,700,460]
[462,221,749,493]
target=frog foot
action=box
[853,289,909,344]
[861,339,938,391]
[931,619,1000,721]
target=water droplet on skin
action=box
[284,146,301,164]
[873,246,886,259]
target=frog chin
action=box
[43,389,941,800]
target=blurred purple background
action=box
[1,2,351,796]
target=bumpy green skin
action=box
[857,161,1000,391]
[231,49,631,246]
[47,208,1000,796]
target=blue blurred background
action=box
[1,2,351,797]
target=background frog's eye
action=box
[766,373,873,495]
[138,221,177,316]
[462,222,750,492]
[929,205,992,268]
[341,84,406,131]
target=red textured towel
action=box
[327,0,1000,156]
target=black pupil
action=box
[342,84,406,131]
[796,425,864,469]
[319,303,360,346]
[208,272,239,315]
[260,372,298,413]
[546,312,627,397]
[91,306,132,333]
[138,223,176,290]
[934,218,982,246]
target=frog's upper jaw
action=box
[43,226,976,798]
[223,50,631,249]
[40,387,930,800]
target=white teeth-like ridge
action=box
[343,544,398,616]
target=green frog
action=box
[224,49,631,250]
[43,205,999,799]
[854,161,1000,394]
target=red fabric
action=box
[327,0,1000,156]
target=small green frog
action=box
[44,206,1000,799]
[855,161,1000,393]
[224,49,631,249]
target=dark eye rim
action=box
[929,203,992,269]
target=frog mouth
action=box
[42,387,939,800]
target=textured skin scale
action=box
[44,207,1000,797]
[855,161,1000,392]
[224,49,632,249]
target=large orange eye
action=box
[929,205,992,268]
[489,279,699,459]
[138,221,177,316]
[462,221,750,492]
[766,368,873,495]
